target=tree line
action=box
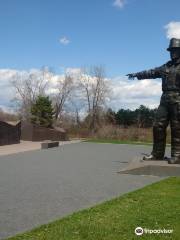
[7,65,157,130]
[105,105,157,128]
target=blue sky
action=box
[0,0,180,77]
[0,0,180,112]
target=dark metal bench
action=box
[41,141,59,149]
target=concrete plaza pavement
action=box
[0,142,165,239]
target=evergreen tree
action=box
[135,105,156,128]
[115,105,157,128]
[31,96,54,128]
[115,109,136,127]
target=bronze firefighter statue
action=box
[127,38,180,164]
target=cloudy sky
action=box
[0,0,180,112]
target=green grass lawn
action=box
[85,139,171,147]
[85,139,153,145]
[8,177,180,240]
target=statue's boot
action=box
[143,154,156,161]
[168,157,180,164]
[143,154,166,161]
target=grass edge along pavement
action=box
[85,139,154,146]
[85,139,171,146]
[8,177,180,240]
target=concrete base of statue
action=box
[118,157,180,177]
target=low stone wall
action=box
[21,122,68,141]
[0,121,21,146]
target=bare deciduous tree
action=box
[11,67,52,120]
[53,74,74,120]
[79,65,110,130]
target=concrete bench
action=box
[41,141,59,149]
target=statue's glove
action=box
[126,73,137,80]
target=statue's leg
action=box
[168,103,180,164]
[151,103,169,160]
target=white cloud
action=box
[65,68,81,76]
[0,69,17,80]
[113,0,126,9]
[0,69,18,111]
[165,21,180,39]
[109,76,161,110]
[59,36,70,45]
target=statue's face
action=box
[170,48,180,60]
